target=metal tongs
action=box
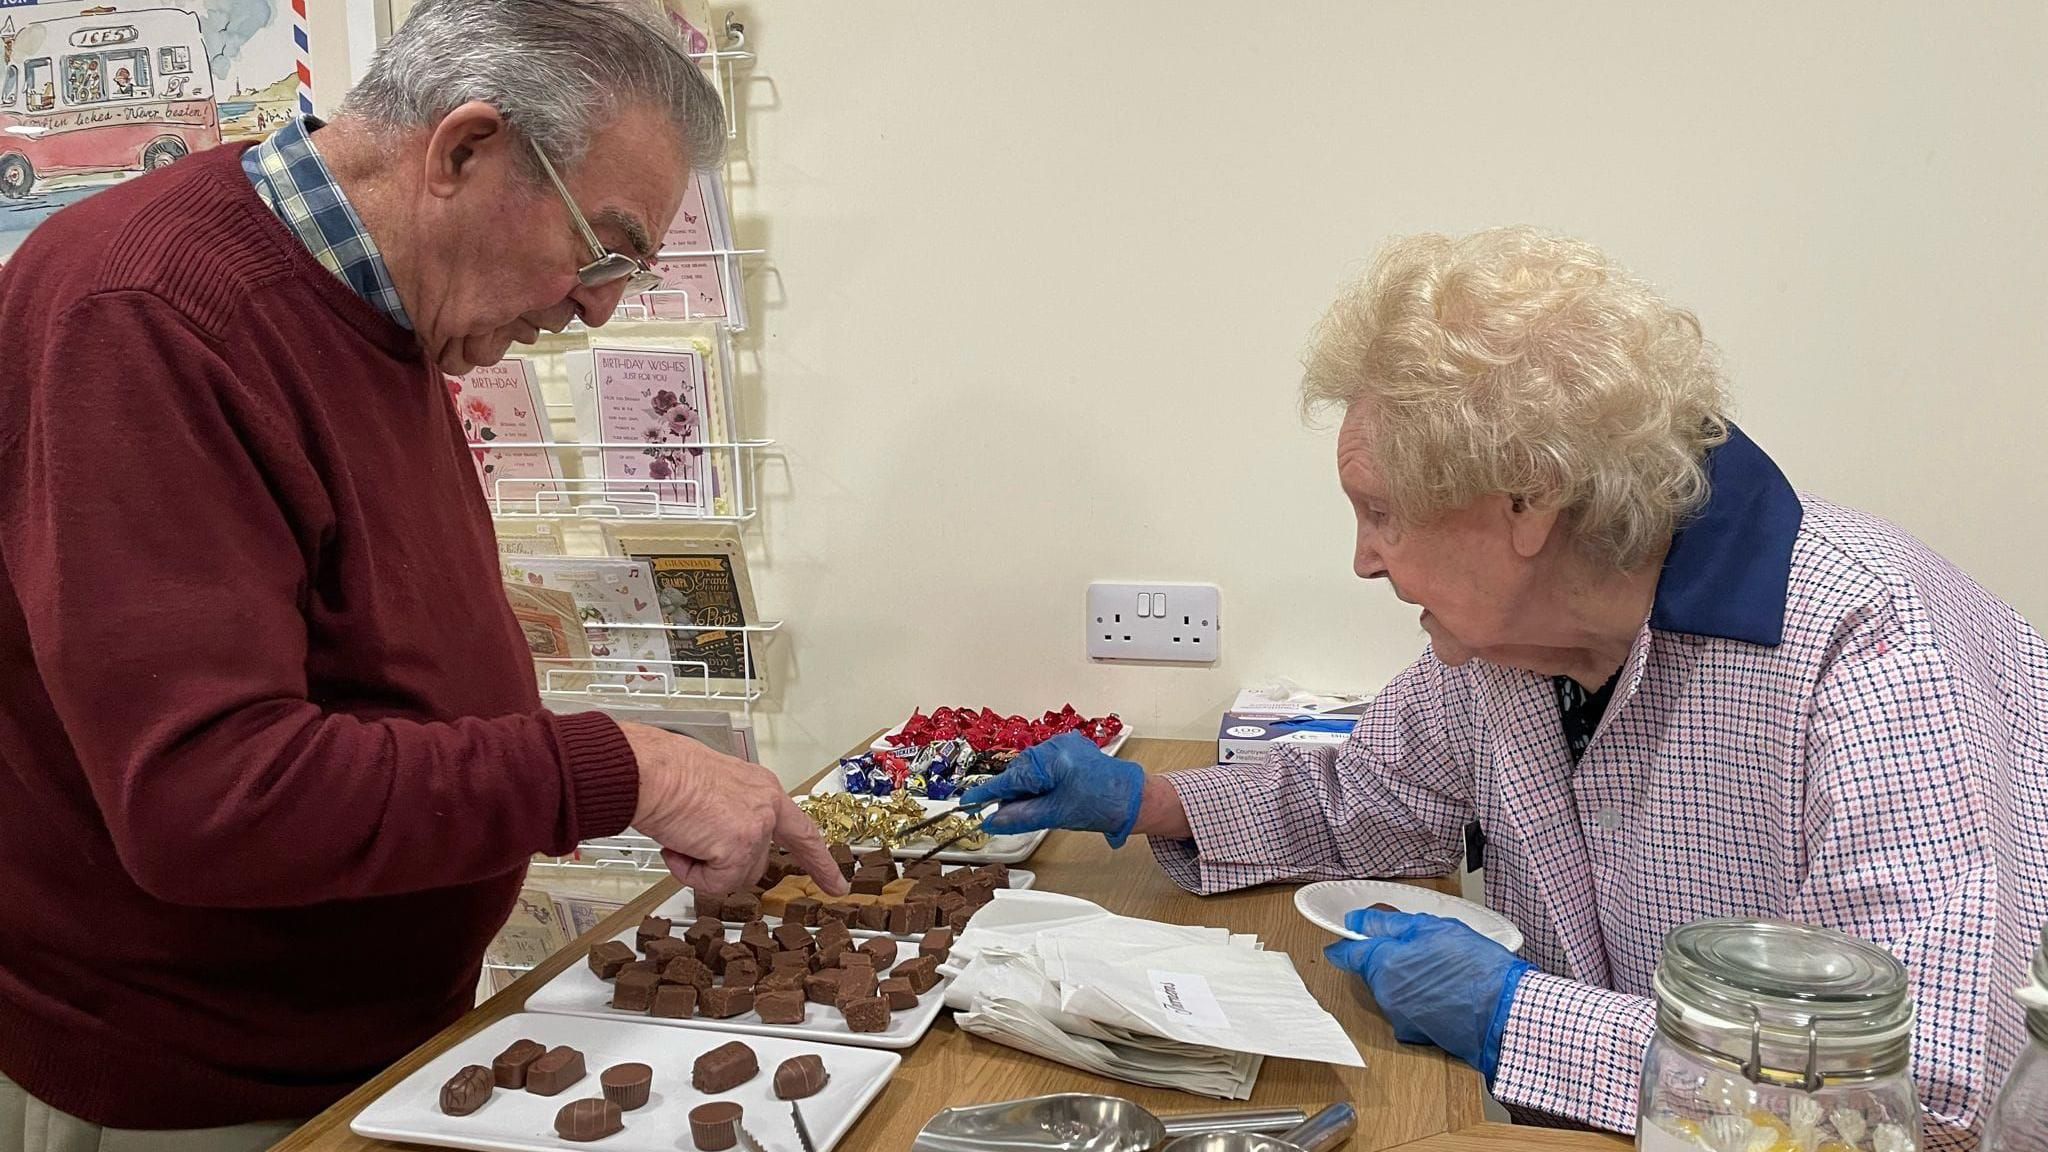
[1161,1104,1357,1152]
[911,1093,1313,1151]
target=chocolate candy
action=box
[685,916,724,955]
[880,976,917,1011]
[724,894,760,921]
[588,940,636,980]
[738,920,775,957]
[836,965,878,1006]
[662,954,716,991]
[438,1064,494,1116]
[643,936,690,969]
[770,949,810,972]
[903,859,942,880]
[849,876,886,897]
[756,987,806,1024]
[858,938,899,969]
[821,903,857,927]
[841,994,892,1033]
[815,919,853,948]
[616,960,659,981]
[828,843,857,879]
[722,958,760,989]
[837,950,875,970]
[652,983,698,1019]
[636,915,673,949]
[694,891,726,921]
[690,1100,744,1151]
[701,985,755,1019]
[525,1045,586,1096]
[554,1098,624,1142]
[805,970,843,1005]
[815,940,848,970]
[895,954,942,994]
[599,1062,653,1111]
[692,1040,759,1093]
[919,926,954,962]
[760,967,808,993]
[885,904,913,935]
[491,1038,546,1089]
[856,905,891,932]
[905,901,936,935]
[773,1054,829,1100]
[784,897,820,926]
[772,923,813,953]
[946,904,976,931]
[713,942,753,976]
[981,863,1010,885]
[612,969,659,1013]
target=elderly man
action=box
[0,0,845,1145]
[967,229,2048,1146]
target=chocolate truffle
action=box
[636,915,673,949]
[438,1064,494,1116]
[857,938,899,969]
[612,968,659,1013]
[491,1038,546,1089]
[662,954,716,991]
[700,985,755,1019]
[784,897,821,926]
[771,923,813,953]
[755,987,806,1025]
[599,1062,653,1111]
[772,1054,829,1100]
[643,936,690,969]
[841,995,891,1033]
[525,1046,586,1096]
[805,970,843,1005]
[554,1098,624,1142]
[690,1100,743,1151]
[652,983,698,1019]
[880,976,917,1011]
[587,940,637,980]
[691,1040,759,1093]
[855,905,891,932]
[919,926,954,961]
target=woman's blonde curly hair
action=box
[1302,227,1730,570]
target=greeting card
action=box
[604,525,765,693]
[448,358,561,511]
[499,557,667,690]
[589,346,712,516]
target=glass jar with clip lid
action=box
[1638,919,1921,1152]
[1984,926,2048,1151]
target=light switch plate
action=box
[1087,582,1221,663]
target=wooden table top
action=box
[273,736,1626,1152]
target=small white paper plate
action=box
[678,867,1035,938]
[526,925,955,1050]
[1294,879,1525,952]
[350,1012,896,1152]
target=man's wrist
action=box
[1131,773,1194,841]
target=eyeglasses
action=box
[528,140,664,297]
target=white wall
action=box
[723,1,2048,782]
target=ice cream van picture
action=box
[0,6,222,199]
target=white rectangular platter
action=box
[675,867,1035,937]
[526,927,955,1051]
[351,1012,895,1152]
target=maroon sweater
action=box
[0,144,639,1127]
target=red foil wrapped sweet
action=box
[887,705,1123,753]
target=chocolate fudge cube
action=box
[642,936,690,969]
[919,926,954,962]
[694,892,726,921]
[587,940,636,980]
[879,976,917,1011]
[905,901,936,935]
[759,967,808,993]
[700,985,755,1019]
[850,876,886,897]
[814,940,849,970]
[840,995,891,1033]
[611,968,659,1013]
[856,905,891,932]
[722,958,760,989]
[651,983,698,1019]
[815,919,853,949]
[784,897,821,927]
[947,903,977,931]
[895,954,942,994]
[836,950,874,970]
[685,915,725,957]
[739,919,774,950]
[828,843,857,881]
[635,915,672,949]
[835,965,878,1006]
[857,938,899,969]
[980,862,1010,886]
[723,893,761,922]
[755,987,806,1025]
[885,904,913,935]
[902,859,943,880]
[713,942,753,976]
[661,954,715,991]
[771,949,810,972]
[804,970,843,1005]
[771,923,814,954]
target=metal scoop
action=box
[911,1094,1309,1152]
[1159,1103,1357,1152]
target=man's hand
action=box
[1323,908,1533,1080]
[958,731,1147,847]
[619,722,849,898]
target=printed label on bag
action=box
[1148,970,1229,1030]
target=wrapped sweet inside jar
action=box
[1639,919,1921,1151]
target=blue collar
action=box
[1648,425,1803,647]
[242,116,413,330]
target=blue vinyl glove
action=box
[1323,908,1534,1081]
[957,731,1146,847]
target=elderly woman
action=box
[964,229,2047,1143]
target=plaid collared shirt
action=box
[1153,431,2048,1148]
[243,117,411,330]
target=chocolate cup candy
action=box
[691,1040,758,1093]
[690,1100,742,1150]
[490,1038,546,1089]
[525,1045,586,1096]
[554,1097,624,1142]
[438,1064,494,1116]
[599,1062,653,1111]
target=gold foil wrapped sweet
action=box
[798,792,992,851]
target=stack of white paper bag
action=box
[941,891,1364,1099]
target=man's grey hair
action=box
[343,0,726,175]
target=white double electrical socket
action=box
[1086,582,1221,663]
